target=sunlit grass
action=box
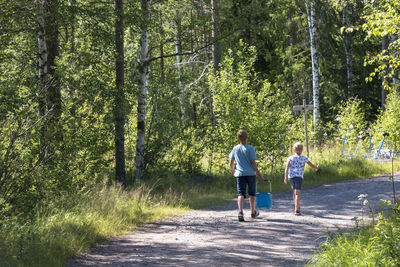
[0,184,187,267]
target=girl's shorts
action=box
[289,177,303,190]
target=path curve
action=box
[68,174,400,267]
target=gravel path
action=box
[67,174,400,267]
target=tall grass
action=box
[0,183,187,267]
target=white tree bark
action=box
[306,0,320,130]
[174,10,185,119]
[211,0,219,76]
[381,35,390,110]
[37,1,48,161]
[392,35,398,88]
[342,3,353,97]
[37,18,47,82]
[135,0,151,181]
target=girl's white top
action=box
[287,155,309,179]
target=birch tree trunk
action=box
[174,10,185,119]
[211,0,219,76]
[342,3,353,97]
[37,0,61,161]
[114,0,126,187]
[382,35,389,110]
[37,1,48,161]
[135,0,151,181]
[306,0,320,132]
[392,35,398,89]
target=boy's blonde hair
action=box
[237,130,248,142]
[293,142,303,152]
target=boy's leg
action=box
[250,195,256,214]
[237,176,246,212]
[238,195,244,212]
[237,176,246,221]
[247,176,257,215]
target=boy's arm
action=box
[284,161,290,184]
[307,161,319,171]
[229,159,235,175]
[250,160,265,182]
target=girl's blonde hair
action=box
[293,142,303,152]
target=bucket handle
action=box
[267,179,272,193]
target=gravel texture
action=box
[67,173,400,267]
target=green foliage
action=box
[308,203,400,267]
[335,97,368,147]
[375,91,400,150]
[363,0,400,84]
[209,44,291,169]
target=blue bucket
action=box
[256,192,272,210]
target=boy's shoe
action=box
[251,209,260,218]
[238,211,245,221]
[295,210,301,216]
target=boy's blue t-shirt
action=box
[229,144,257,177]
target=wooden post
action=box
[293,100,314,158]
[303,99,309,157]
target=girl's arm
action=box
[307,161,319,171]
[284,161,290,184]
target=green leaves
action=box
[209,44,290,168]
[375,91,400,150]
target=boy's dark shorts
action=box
[237,175,256,198]
[289,177,303,190]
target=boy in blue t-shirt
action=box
[284,142,319,216]
[229,130,264,221]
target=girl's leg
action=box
[294,189,301,212]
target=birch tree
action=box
[135,0,151,181]
[37,1,48,161]
[341,2,354,97]
[174,7,185,119]
[37,0,61,161]
[211,0,219,76]
[306,0,320,132]
[381,35,390,110]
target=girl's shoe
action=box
[295,210,301,216]
[238,211,244,221]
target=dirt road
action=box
[68,174,399,266]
